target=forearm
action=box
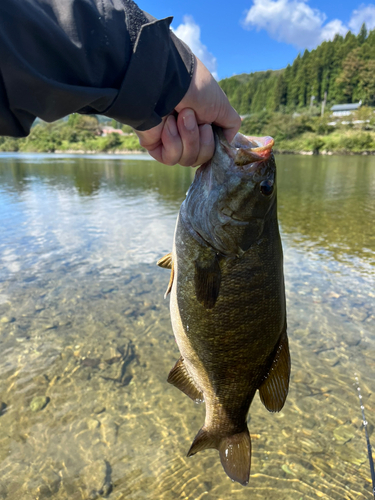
[0,0,194,137]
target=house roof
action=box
[330,102,362,111]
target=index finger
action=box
[210,91,241,144]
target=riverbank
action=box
[240,108,375,155]
[1,112,375,156]
[5,146,373,157]
[273,129,375,155]
[275,149,375,155]
[53,149,146,155]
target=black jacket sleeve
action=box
[0,0,194,137]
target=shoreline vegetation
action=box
[1,24,375,157]
[0,109,374,156]
[0,115,148,156]
[240,106,375,155]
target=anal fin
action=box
[167,357,204,403]
[259,332,291,412]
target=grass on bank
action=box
[240,106,375,154]
[0,115,145,154]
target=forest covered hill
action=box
[219,24,375,115]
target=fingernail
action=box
[167,115,178,137]
[183,110,196,131]
[200,124,213,145]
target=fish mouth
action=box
[231,135,274,168]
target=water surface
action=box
[0,153,374,500]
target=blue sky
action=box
[139,0,375,79]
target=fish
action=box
[157,128,290,486]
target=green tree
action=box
[358,60,375,105]
[272,73,287,110]
[336,48,364,102]
[357,23,368,44]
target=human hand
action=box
[135,57,241,167]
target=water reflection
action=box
[277,155,375,270]
[0,153,374,500]
[0,155,194,207]
[1,154,374,269]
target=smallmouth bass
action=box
[158,128,290,486]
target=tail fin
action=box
[187,427,251,486]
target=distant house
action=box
[330,101,362,117]
[101,126,125,137]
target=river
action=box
[0,153,374,499]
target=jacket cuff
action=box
[103,17,194,130]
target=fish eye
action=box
[260,180,274,196]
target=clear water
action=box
[0,153,374,500]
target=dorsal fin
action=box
[258,332,290,412]
[167,357,204,403]
[187,426,251,486]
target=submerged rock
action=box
[0,402,7,416]
[30,396,50,412]
[81,459,112,498]
[100,414,118,446]
[81,357,101,368]
[93,406,106,415]
[87,418,101,430]
[336,445,367,466]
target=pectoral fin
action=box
[157,252,174,297]
[194,254,221,309]
[163,261,174,298]
[157,252,172,269]
[167,357,204,403]
[259,332,290,412]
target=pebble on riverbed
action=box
[333,424,355,443]
[0,316,16,324]
[30,396,50,412]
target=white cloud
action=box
[243,0,326,48]
[243,0,374,50]
[320,19,348,42]
[174,16,218,79]
[349,4,375,32]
